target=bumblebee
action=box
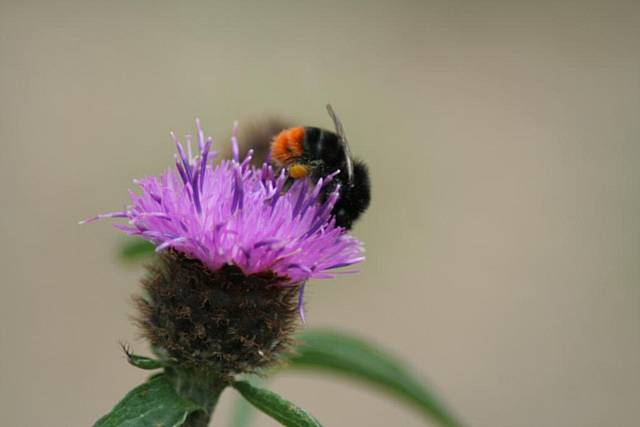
[270,105,370,229]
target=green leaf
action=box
[230,376,265,427]
[230,391,256,427]
[118,237,155,262]
[233,381,322,427]
[94,374,203,427]
[286,329,464,427]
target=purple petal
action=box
[79,211,127,224]
[297,282,306,323]
[231,120,239,163]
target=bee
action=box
[270,105,371,229]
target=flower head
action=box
[82,119,365,375]
[82,120,364,284]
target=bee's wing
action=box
[326,104,354,186]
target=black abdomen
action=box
[328,160,371,230]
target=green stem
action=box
[166,366,227,427]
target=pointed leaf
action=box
[230,376,265,427]
[233,381,322,427]
[230,392,256,427]
[94,374,203,427]
[286,330,464,427]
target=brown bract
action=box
[135,251,300,379]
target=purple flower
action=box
[82,119,364,285]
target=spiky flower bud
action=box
[82,120,364,379]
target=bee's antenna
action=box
[326,104,354,186]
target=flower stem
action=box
[166,366,227,427]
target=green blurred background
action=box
[1,1,639,425]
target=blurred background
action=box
[1,1,639,426]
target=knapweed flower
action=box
[82,120,364,377]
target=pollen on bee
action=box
[271,127,304,165]
[288,163,310,179]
